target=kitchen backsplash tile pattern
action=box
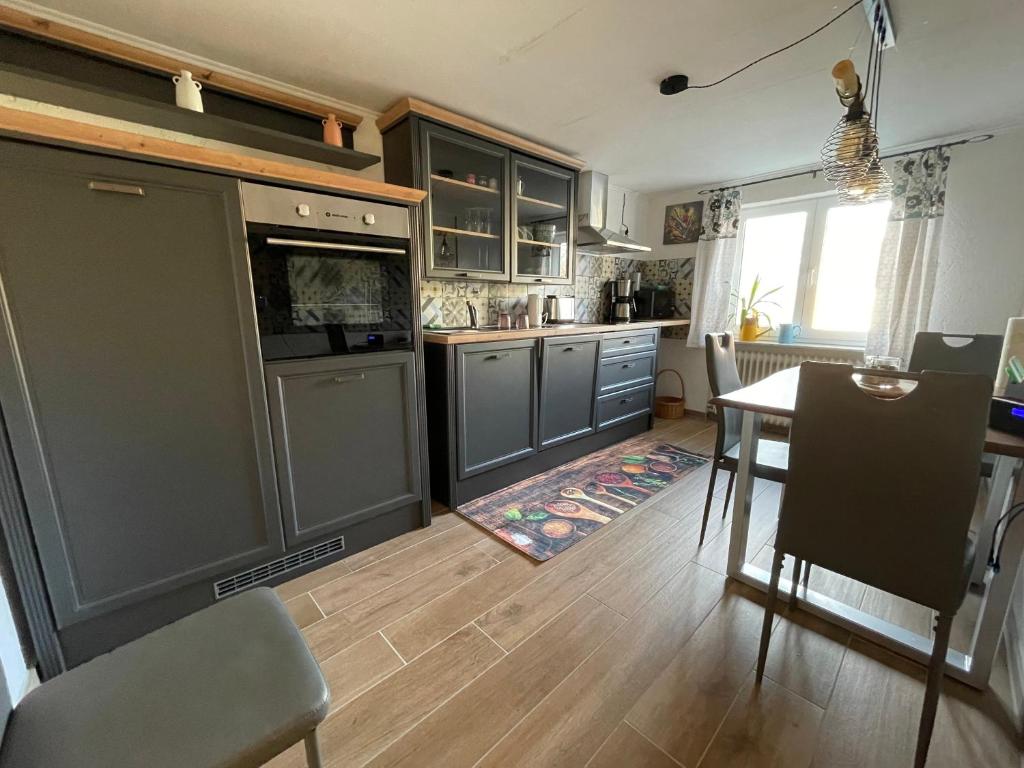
[420,253,694,338]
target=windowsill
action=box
[734,339,865,354]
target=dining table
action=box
[710,365,1024,690]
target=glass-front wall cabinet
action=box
[422,124,510,281]
[512,154,574,285]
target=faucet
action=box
[467,301,479,329]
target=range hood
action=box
[576,171,651,255]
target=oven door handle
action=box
[264,237,406,255]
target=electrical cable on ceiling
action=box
[686,0,864,91]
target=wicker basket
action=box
[654,369,686,419]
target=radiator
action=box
[734,343,864,428]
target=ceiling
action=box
[21,0,1024,191]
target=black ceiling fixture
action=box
[659,0,870,95]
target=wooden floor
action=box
[266,416,1023,768]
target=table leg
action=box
[970,455,1014,585]
[727,411,761,578]
[967,459,1024,687]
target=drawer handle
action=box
[455,272,470,277]
[621,362,636,369]
[621,339,631,344]
[332,373,366,384]
[88,180,145,196]
[619,396,634,404]
[563,347,576,352]
[485,353,511,360]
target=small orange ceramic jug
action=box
[322,113,342,146]
[739,313,772,341]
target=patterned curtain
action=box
[865,147,951,361]
[687,188,742,348]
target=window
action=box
[736,194,890,345]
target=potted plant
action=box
[732,274,782,341]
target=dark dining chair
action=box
[699,332,789,546]
[755,361,991,768]
[907,332,1003,378]
[908,331,1002,479]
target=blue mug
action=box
[778,323,801,344]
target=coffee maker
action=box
[609,278,636,323]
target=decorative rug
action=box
[457,434,708,561]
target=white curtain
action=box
[865,147,951,361]
[687,188,742,348]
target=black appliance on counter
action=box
[243,182,414,361]
[605,278,637,323]
[634,288,676,319]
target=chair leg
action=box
[756,548,785,684]
[790,557,803,603]
[699,464,719,546]
[722,470,736,519]
[305,729,324,768]
[802,562,811,587]
[914,614,953,768]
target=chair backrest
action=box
[776,362,991,614]
[705,333,744,457]
[907,332,1003,379]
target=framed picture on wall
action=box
[663,200,703,244]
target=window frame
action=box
[736,192,883,348]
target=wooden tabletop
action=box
[710,366,1024,459]
[422,318,690,345]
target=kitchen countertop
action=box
[422,318,690,345]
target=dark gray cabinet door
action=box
[456,340,538,478]
[265,352,421,546]
[0,143,283,628]
[539,335,599,449]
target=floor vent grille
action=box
[214,536,345,599]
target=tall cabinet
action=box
[0,143,282,664]
[380,98,583,286]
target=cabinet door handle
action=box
[455,272,470,277]
[619,396,634,404]
[621,362,636,369]
[534,279,544,282]
[332,373,366,384]
[485,353,511,360]
[88,180,145,196]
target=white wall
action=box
[0,580,27,708]
[644,126,1024,411]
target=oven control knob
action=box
[362,213,376,225]
[296,204,311,217]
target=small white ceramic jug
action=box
[172,70,204,113]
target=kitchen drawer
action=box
[598,350,655,395]
[600,328,658,358]
[597,384,653,430]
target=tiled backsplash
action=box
[421,254,694,337]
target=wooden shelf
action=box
[517,238,565,248]
[0,6,363,126]
[517,194,564,211]
[0,106,424,205]
[431,174,500,194]
[433,226,500,240]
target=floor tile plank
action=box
[475,509,676,650]
[303,625,504,768]
[698,674,824,768]
[764,607,849,709]
[320,632,404,713]
[366,596,623,768]
[626,582,770,767]
[477,562,726,768]
[312,524,484,615]
[586,722,680,768]
[343,513,462,570]
[283,593,324,629]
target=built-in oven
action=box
[242,182,414,361]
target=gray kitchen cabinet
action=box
[539,335,599,449]
[0,143,283,629]
[456,339,538,478]
[264,352,422,546]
